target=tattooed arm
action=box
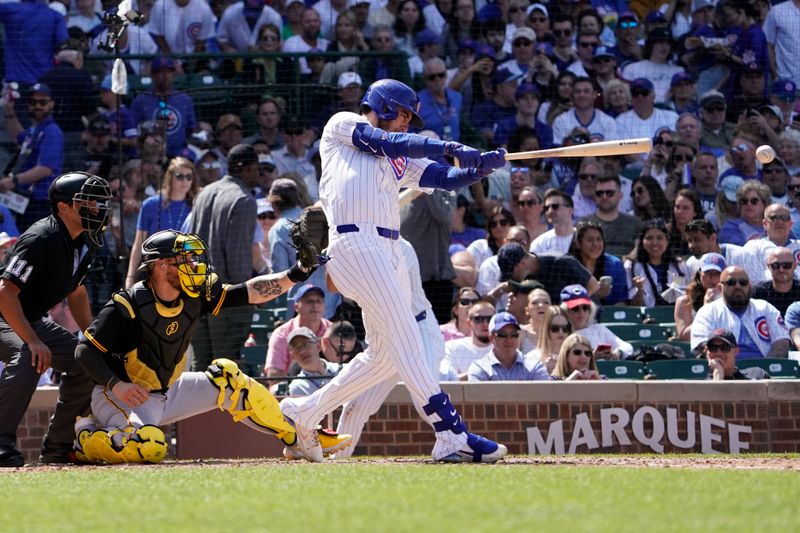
[245,271,295,305]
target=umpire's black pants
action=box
[0,318,93,452]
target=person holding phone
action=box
[568,220,628,305]
[560,284,633,360]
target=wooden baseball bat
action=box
[504,138,652,161]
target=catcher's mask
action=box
[138,230,210,297]
[48,172,112,247]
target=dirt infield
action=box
[17,454,800,472]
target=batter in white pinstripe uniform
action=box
[280,79,508,463]
[335,237,444,457]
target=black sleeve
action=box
[199,273,250,316]
[559,255,592,286]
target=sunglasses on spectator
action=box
[514,39,533,47]
[459,298,479,306]
[779,96,796,103]
[285,129,304,136]
[730,143,751,154]
[518,199,541,207]
[259,34,279,42]
[768,261,794,270]
[788,184,800,192]
[631,89,651,98]
[529,16,547,23]
[201,161,221,170]
[595,189,615,198]
[569,305,591,312]
[426,71,446,81]
[618,21,638,29]
[511,166,530,173]
[28,98,50,107]
[260,164,277,173]
[723,278,749,287]
[739,197,761,206]
[373,36,392,43]
[489,218,510,228]
[570,349,593,357]
[593,56,614,64]
[174,172,193,181]
[553,29,572,37]
[706,343,731,353]
[578,42,597,48]
[767,214,791,222]
[258,212,277,220]
[570,134,590,144]
[673,154,694,162]
[544,203,563,211]
[654,138,674,148]
[469,315,493,323]
[495,331,521,339]
[549,324,570,333]
[578,173,598,181]
[704,104,725,112]
[763,167,784,174]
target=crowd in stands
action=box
[2,0,800,387]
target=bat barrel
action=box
[504,138,652,161]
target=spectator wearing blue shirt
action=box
[131,56,198,157]
[418,57,462,141]
[468,312,551,381]
[493,82,553,149]
[568,220,630,306]
[0,0,67,124]
[1,83,64,232]
[471,68,522,146]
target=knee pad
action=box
[79,426,167,464]
[206,358,297,446]
[423,392,467,434]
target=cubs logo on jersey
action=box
[387,156,408,180]
[755,316,770,342]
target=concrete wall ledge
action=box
[385,381,796,404]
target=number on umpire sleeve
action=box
[6,256,32,283]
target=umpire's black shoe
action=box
[0,445,25,468]
[38,444,74,465]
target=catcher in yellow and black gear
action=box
[73,229,351,464]
[289,205,331,270]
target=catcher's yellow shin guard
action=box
[79,426,167,464]
[206,358,297,446]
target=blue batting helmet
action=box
[359,79,424,128]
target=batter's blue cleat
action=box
[438,433,508,464]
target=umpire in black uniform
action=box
[0,171,112,467]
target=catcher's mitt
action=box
[289,206,330,269]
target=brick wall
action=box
[17,381,800,462]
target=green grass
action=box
[1,459,798,532]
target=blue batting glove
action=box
[476,148,507,176]
[445,142,482,168]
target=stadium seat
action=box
[738,358,800,378]
[628,340,693,358]
[645,359,709,380]
[641,306,676,325]
[598,307,642,325]
[596,360,645,379]
[606,324,673,341]
[240,345,266,376]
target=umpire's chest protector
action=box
[123,284,202,392]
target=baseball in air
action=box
[756,145,776,164]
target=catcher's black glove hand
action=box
[288,261,315,283]
[289,206,330,270]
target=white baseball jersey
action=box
[530,228,574,255]
[740,237,800,284]
[614,108,679,142]
[690,298,789,353]
[552,109,618,146]
[147,0,217,54]
[282,35,331,74]
[216,3,283,52]
[279,112,468,459]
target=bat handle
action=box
[454,157,460,169]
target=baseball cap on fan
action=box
[560,284,592,309]
[497,242,529,281]
[293,284,325,301]
[720,175,745,202]
[338,71,363,88]
[700,253,726,273]
[489,312,520,334]
[28,83,52,99]
[287,326,318,344]
[707,328,737,347]
[227,143,259,170]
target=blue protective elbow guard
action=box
[352,122,450,159]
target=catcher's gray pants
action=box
[0,318,93,451]
[91,372,279,438]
